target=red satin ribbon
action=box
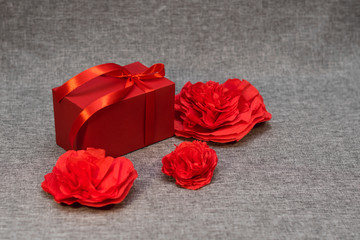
[53,63,165,149]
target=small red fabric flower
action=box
[174,79,272,143]
[42,148,138,207]
[162,141,218,190]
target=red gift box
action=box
[52,62,175,157]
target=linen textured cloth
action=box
[1,0,359,239]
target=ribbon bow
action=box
[53,63,165,149]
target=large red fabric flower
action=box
[174,79,272,143]
[162,141,218,190]
[42,148,138,207]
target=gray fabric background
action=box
[1,0,359,239]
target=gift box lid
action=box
[53,62,174,108]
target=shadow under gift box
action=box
[52,62,175,157]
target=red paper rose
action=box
[162,141,218,190]
[174,79,272,143]
[42,148,138,207]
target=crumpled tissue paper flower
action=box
[174,79,272,143]
[42,148,138,207]
[162,141,218,190]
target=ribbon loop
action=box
[55,63,166,149]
